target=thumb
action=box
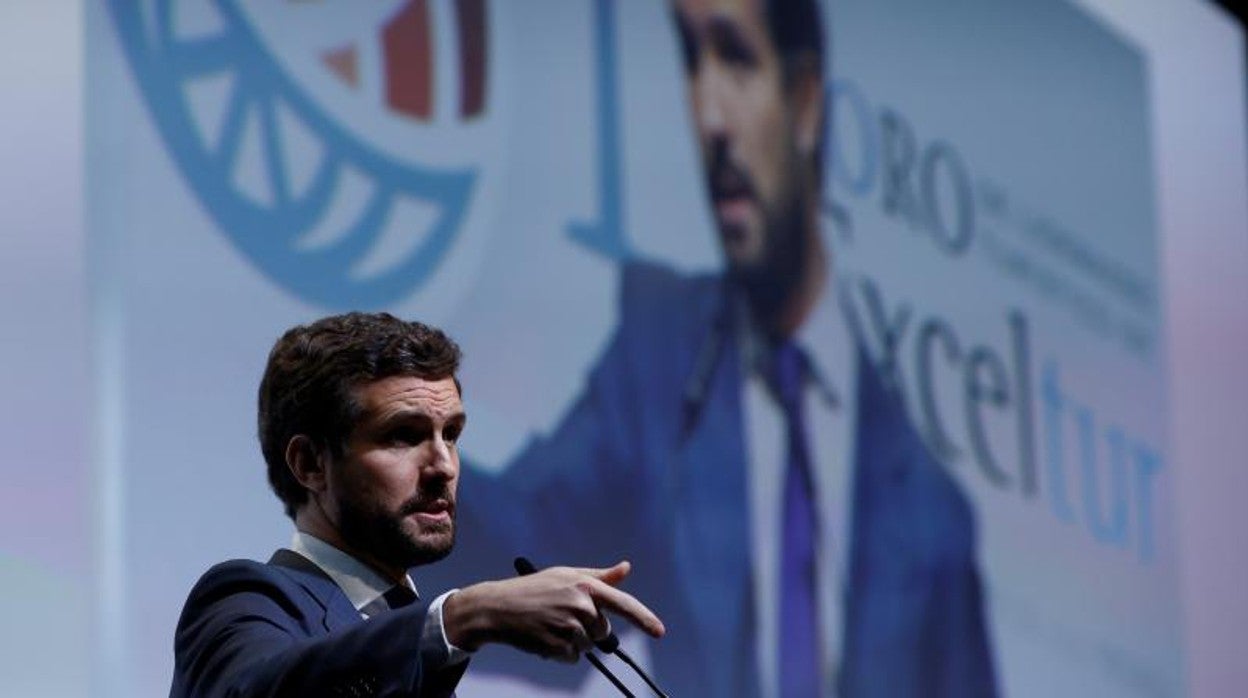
[584,560,631,586]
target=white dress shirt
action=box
[289,531,470,667]
[740,281,859,698]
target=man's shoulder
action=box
[614,259,723,351]
[619,260,720,318]
[620,258,714,288]
[190,557,289,592]
[179,556,322,626]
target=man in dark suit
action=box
[434,1,999,695]
[169,313,665,698]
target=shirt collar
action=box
[732,270,851,413]
[796,271,855,412]
[290,530,419,616]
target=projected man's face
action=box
[326,375,465,572]
[674,0,815,284]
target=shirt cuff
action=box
[424,590,472,667]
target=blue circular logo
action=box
[108,0,506,309]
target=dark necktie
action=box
[774,341,822,697]
[382,584,418,611]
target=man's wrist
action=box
[427,590,473,665]
[440,582,496,652]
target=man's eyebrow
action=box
[706,15,759,63]
[675,11,697,66]
[375,409,466,427]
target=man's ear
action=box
[788,52,824,161]
[285,434,330,496]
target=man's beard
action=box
[729,191,807,323]
[707,140,810,325]
[337,486,456,571]
[723,183,808,327]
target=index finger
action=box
[583,578,666,638]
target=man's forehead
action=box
[353,375,463,419]
[675,0,766,26]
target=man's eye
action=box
[677,20,699,73]
[444,426,463,444]
[386,428,423,446]
[719,41,757,69]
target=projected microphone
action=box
[514,557,671,698]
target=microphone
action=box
[514,557,670,698]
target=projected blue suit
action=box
[439,261,997,697]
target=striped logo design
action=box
[321,0,487,122]
[108,0,504,309]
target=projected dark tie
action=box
[774,342,821,697]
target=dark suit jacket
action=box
[170,549,466,698]
[427,261,997,697]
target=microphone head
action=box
[513,556,537,576]
[595,633,620,653]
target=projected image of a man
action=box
[434,1,1001,696]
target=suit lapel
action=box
[268,548,363,633]
[670,324,758,697]
[847,348,918,563]
[840,351,928,694]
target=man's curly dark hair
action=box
[257,312,462,519]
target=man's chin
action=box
[401,528,455,567]
[724,252,773,287]
[405,546,451,568]
[718,226,765,268]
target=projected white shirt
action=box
[741,278,858,698]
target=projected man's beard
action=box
[707,139,808,321]
[337,485,457,570]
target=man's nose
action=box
[694,66,730,142]
[423,436,457,478]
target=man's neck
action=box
[294,505,407,583]
[746,214,827,340]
